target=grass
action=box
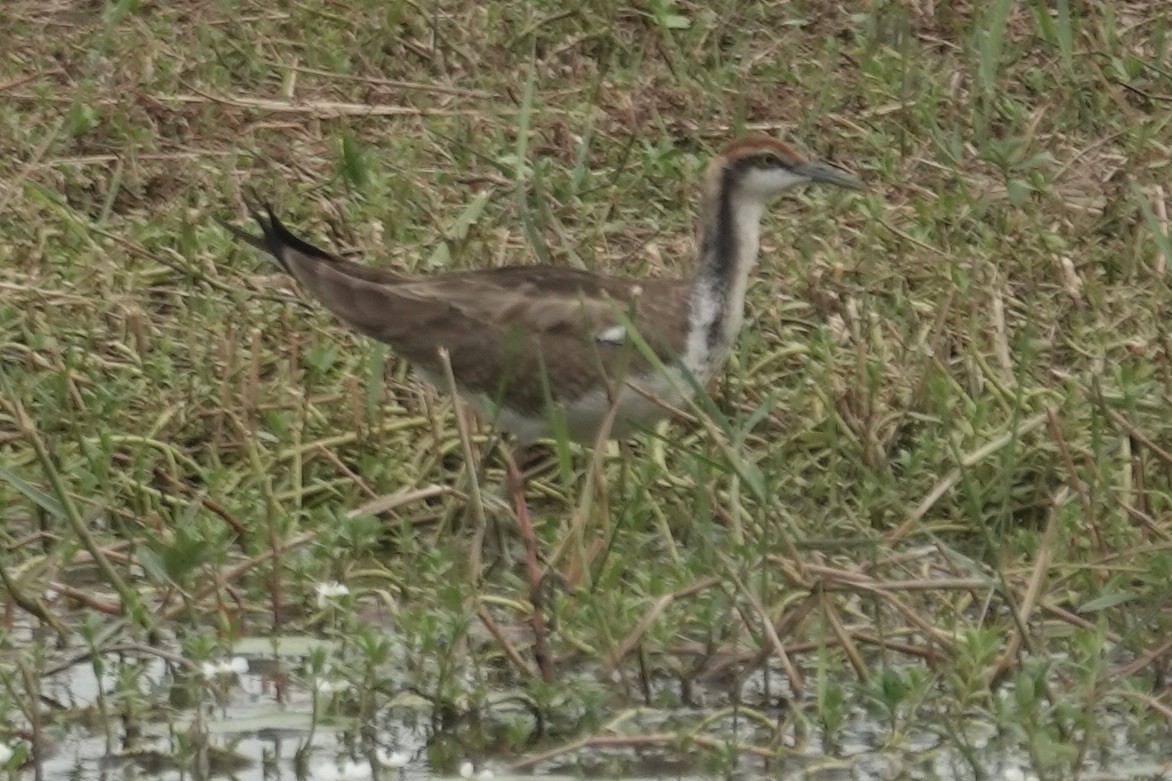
[2,0,1172,777]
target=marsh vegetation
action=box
[1,0,1171,778]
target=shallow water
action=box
[27,637,1172,781]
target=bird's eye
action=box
[763,153,784,168]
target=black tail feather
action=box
[224,198,337,275]
[221,221,268,252]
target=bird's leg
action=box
[502,446,553,682]
[475,433,509,558]
[503,448,543,593]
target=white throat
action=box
[683,190,767,380]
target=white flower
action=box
[0,744,12,763]
[315,678,347,695]
[226,656,249,674]
[458,762,492,779]
[200,661,220,679]
[313,760,372,781]
[316,581,350,608]
[374,749,410,768]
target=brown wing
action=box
[381,270,690,413]
[230,207,691,413]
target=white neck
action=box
[683,182,767,380]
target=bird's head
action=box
[709,134,863,202]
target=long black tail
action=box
[223,201,336,275]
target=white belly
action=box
[481,368,694,445]
[563,368,694,442]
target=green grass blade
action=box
[0,464,67,520]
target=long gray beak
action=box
[793,160,864,190]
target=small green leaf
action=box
[450,191,490,242]
[0,465,66,519]
[103,0,137,27]
[1130,179,1172,270]
[741,391,779,437]
[1078,591,1136,613]
[739,459,768,504]
[1006,178,1031,205]
[427,191,491,267]
[426,242,452,268]
[68,103,97,136]
[339,133,370,189]
[1054,0,1073,72]
[136,547,168,584]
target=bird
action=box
[226,134,861,676]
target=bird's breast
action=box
[462,368,693,445]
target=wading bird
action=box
[227,134,861,675]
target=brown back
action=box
[279,246,692,414]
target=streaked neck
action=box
[683,169,765,379]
